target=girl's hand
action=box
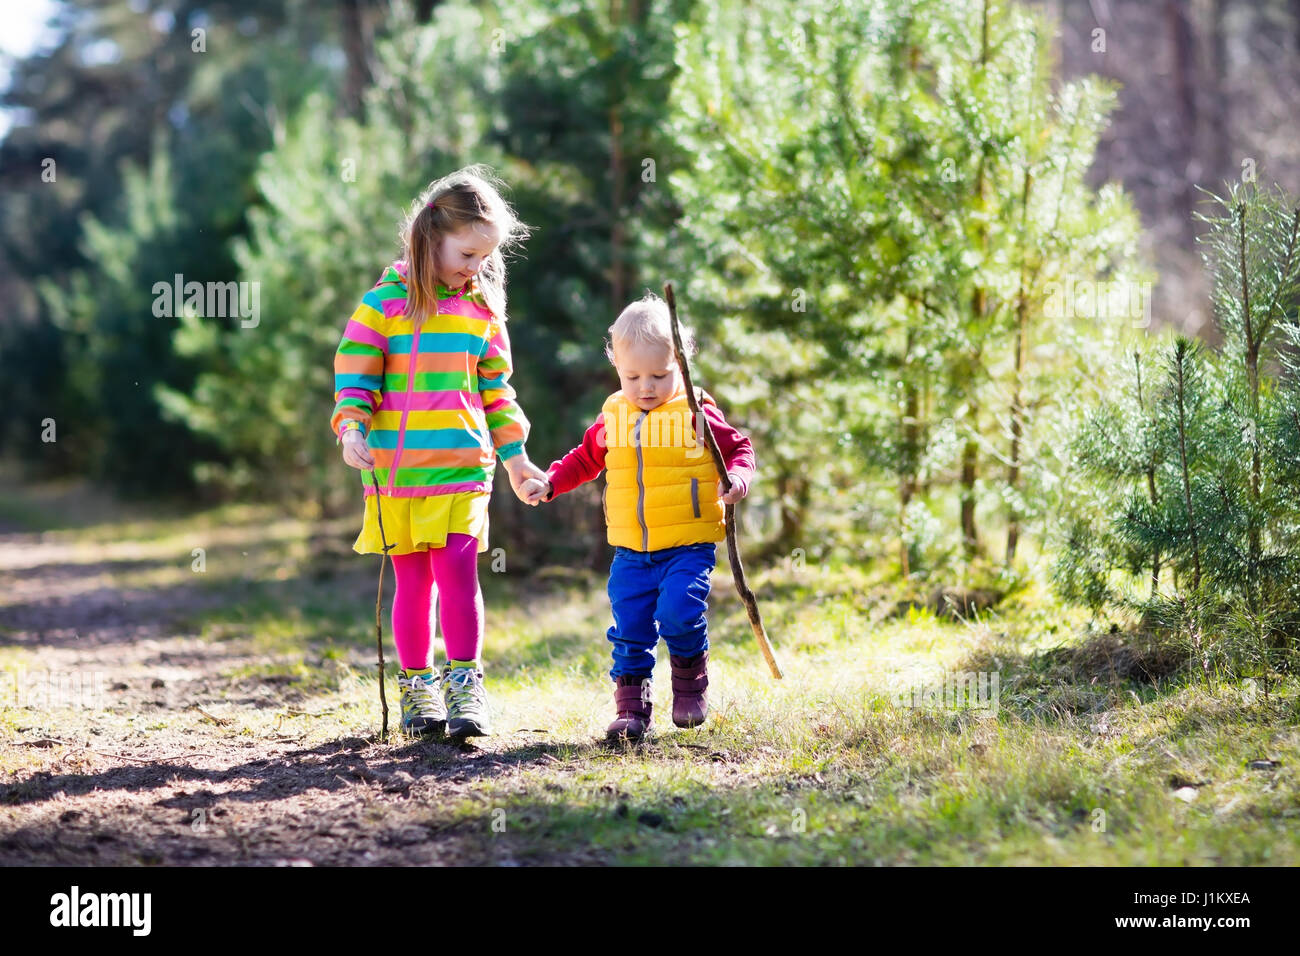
[520,478,550,506]
[718,473,746,505]
[341,430,375,470]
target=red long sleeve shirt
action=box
[544,401,756,501]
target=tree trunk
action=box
[782,476,810,558]
[899,327,920,576]
[610,103,626,308]
[960,406,980,558]
[760,470,810,562]
[963,0,989,561]
[921,372,933,497]
[1135,352,1161,598]
[900,378,919,577]
[1005,169,1033,566]
[1208,0,1230,183]
[1173,342,1202,591]
[607,0,632,309]
[1005,361,1024,563]
[1165,0,1199,240]
[1237,207,1261,612]
[586,522,610,571]
[339,0,373,121]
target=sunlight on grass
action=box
[3,491,1298,865]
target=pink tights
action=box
[389,533,483,669]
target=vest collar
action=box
[613,382,688,412]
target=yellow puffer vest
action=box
[602,386,725,551]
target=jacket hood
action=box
[376,261,406,286]
[375,260,477,299]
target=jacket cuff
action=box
[337,419,368,445]
[496,440,526,463]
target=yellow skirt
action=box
[352,491,491,556]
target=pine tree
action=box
[667,0,1143,575]
[1193,183,1300,615]
[1056,182,1300,675]
[1052,346,1165,613]
[3,0,341,490]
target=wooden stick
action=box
[663,282,783,679]
[368,469,393,738]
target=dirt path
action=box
[0,516,590,867]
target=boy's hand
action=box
[341,429,375,470]
[718,473,747,505]
[520,478,550,506]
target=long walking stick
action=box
[664,282,783,679]
[368,469,394,738]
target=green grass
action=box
[2,479,1298,865]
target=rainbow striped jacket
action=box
[330,261,529,497]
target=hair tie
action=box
[426,200,437,209]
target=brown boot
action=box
[669,650,709,728]
[606,674,653,741]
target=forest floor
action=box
[1,472,1298,866]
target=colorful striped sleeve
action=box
[477,317,529,462]
[330,291,388,443]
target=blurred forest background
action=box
[2,0,1299,665]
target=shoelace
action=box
[398,673,440,713]
[444,669,485,713]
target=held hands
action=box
[505,456,550,506]
[341,429,375,470]
[718,473,747,506]
[520,478,551,506]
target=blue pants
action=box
[606,543,716,679]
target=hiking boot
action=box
[442,662,492,738]
[669,650,709,728]
[606,674,653,741]
[397,667,446,737]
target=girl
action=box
[331,165,548,739]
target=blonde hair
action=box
[604,292,695,364]
[401,164,528,329]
